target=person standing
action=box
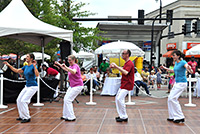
[3,54,39,123]
[110,49,134,122]
[55,55,83,121]
[188,56,198,89]
[161,50,193,123]
[99,58,109,73]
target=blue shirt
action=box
[174,60,187,83]
[22,64,38,87]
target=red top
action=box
[188,61,197,74]
[120,60,134,91]
[47,67,59,76]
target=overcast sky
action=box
[72,0,177,27]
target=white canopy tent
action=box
[95,40,145,56]
[0,0,73,63]
[21,52,51,60]
[186,45,200,55]
[74,51,94,59]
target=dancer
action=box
[161,50,193,123]
[55,55,83,121]
[3,54,39,123]
[110,49,134,122]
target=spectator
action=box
[42,63,60,80]
[93,66,100,80]
[23,58,28,66]
[167,61,175,93]
[141,66,150,83]
[188,56,198,89]
[85,68,99,94]
[80,68,86,82]
[99,58,109,74]
[148,70,156,88]
[156,68,162,89]
[134,67,150,96]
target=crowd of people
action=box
[1,49,198,124]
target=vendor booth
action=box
[95,41,145,96]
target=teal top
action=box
[174,60,187,83]
[22,64,37,87]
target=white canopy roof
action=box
[75,51,94,59]
[0,0,73,45]
[21,52,51,60]
[186,45,200,55]
[95,40,145,56]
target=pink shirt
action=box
[68,64,83,87]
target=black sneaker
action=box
[116,118,128,122]
[21,118,31,123]
[60,117,65,120]
[167,118,174,122]
[65,118,76,121]
[173,118,185,123]
[115,116,120,120]
[16,117,22,121]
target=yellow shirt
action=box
[141,70,149,82]
[23,62,28,66]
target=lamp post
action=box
[155,0,162,24]
[156,0,162,66]
[151,13,165,68]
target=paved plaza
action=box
[0,87,199,134]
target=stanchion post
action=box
[125,91,135,105]
[86,75,97,105]
[0,70,8,109]
[184,74,196,107]
[33,76,44,106]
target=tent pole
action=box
[41,37,44,64]
[41,37,45,77]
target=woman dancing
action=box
[55,55,83,121]
[4,53,39,123]
[161,50,193,123]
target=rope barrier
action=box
[3,77,26,83]
[134,83,168,99]
[3,76,168,99]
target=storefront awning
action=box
[162,50,174,58]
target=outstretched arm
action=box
[3,61,23,74]
[160,66,174,73]
[110,63,128,75]
[55,61,77,74]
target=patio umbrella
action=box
[95,40,144,67]
[95,40,145,56]
[20,52,51,60]
[186,45,200,56]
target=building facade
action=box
[146,0,200,66]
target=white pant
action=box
[115,88,129,119]
[63,86,83,120]
[168,82,186,120]
[17,86,38,119]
